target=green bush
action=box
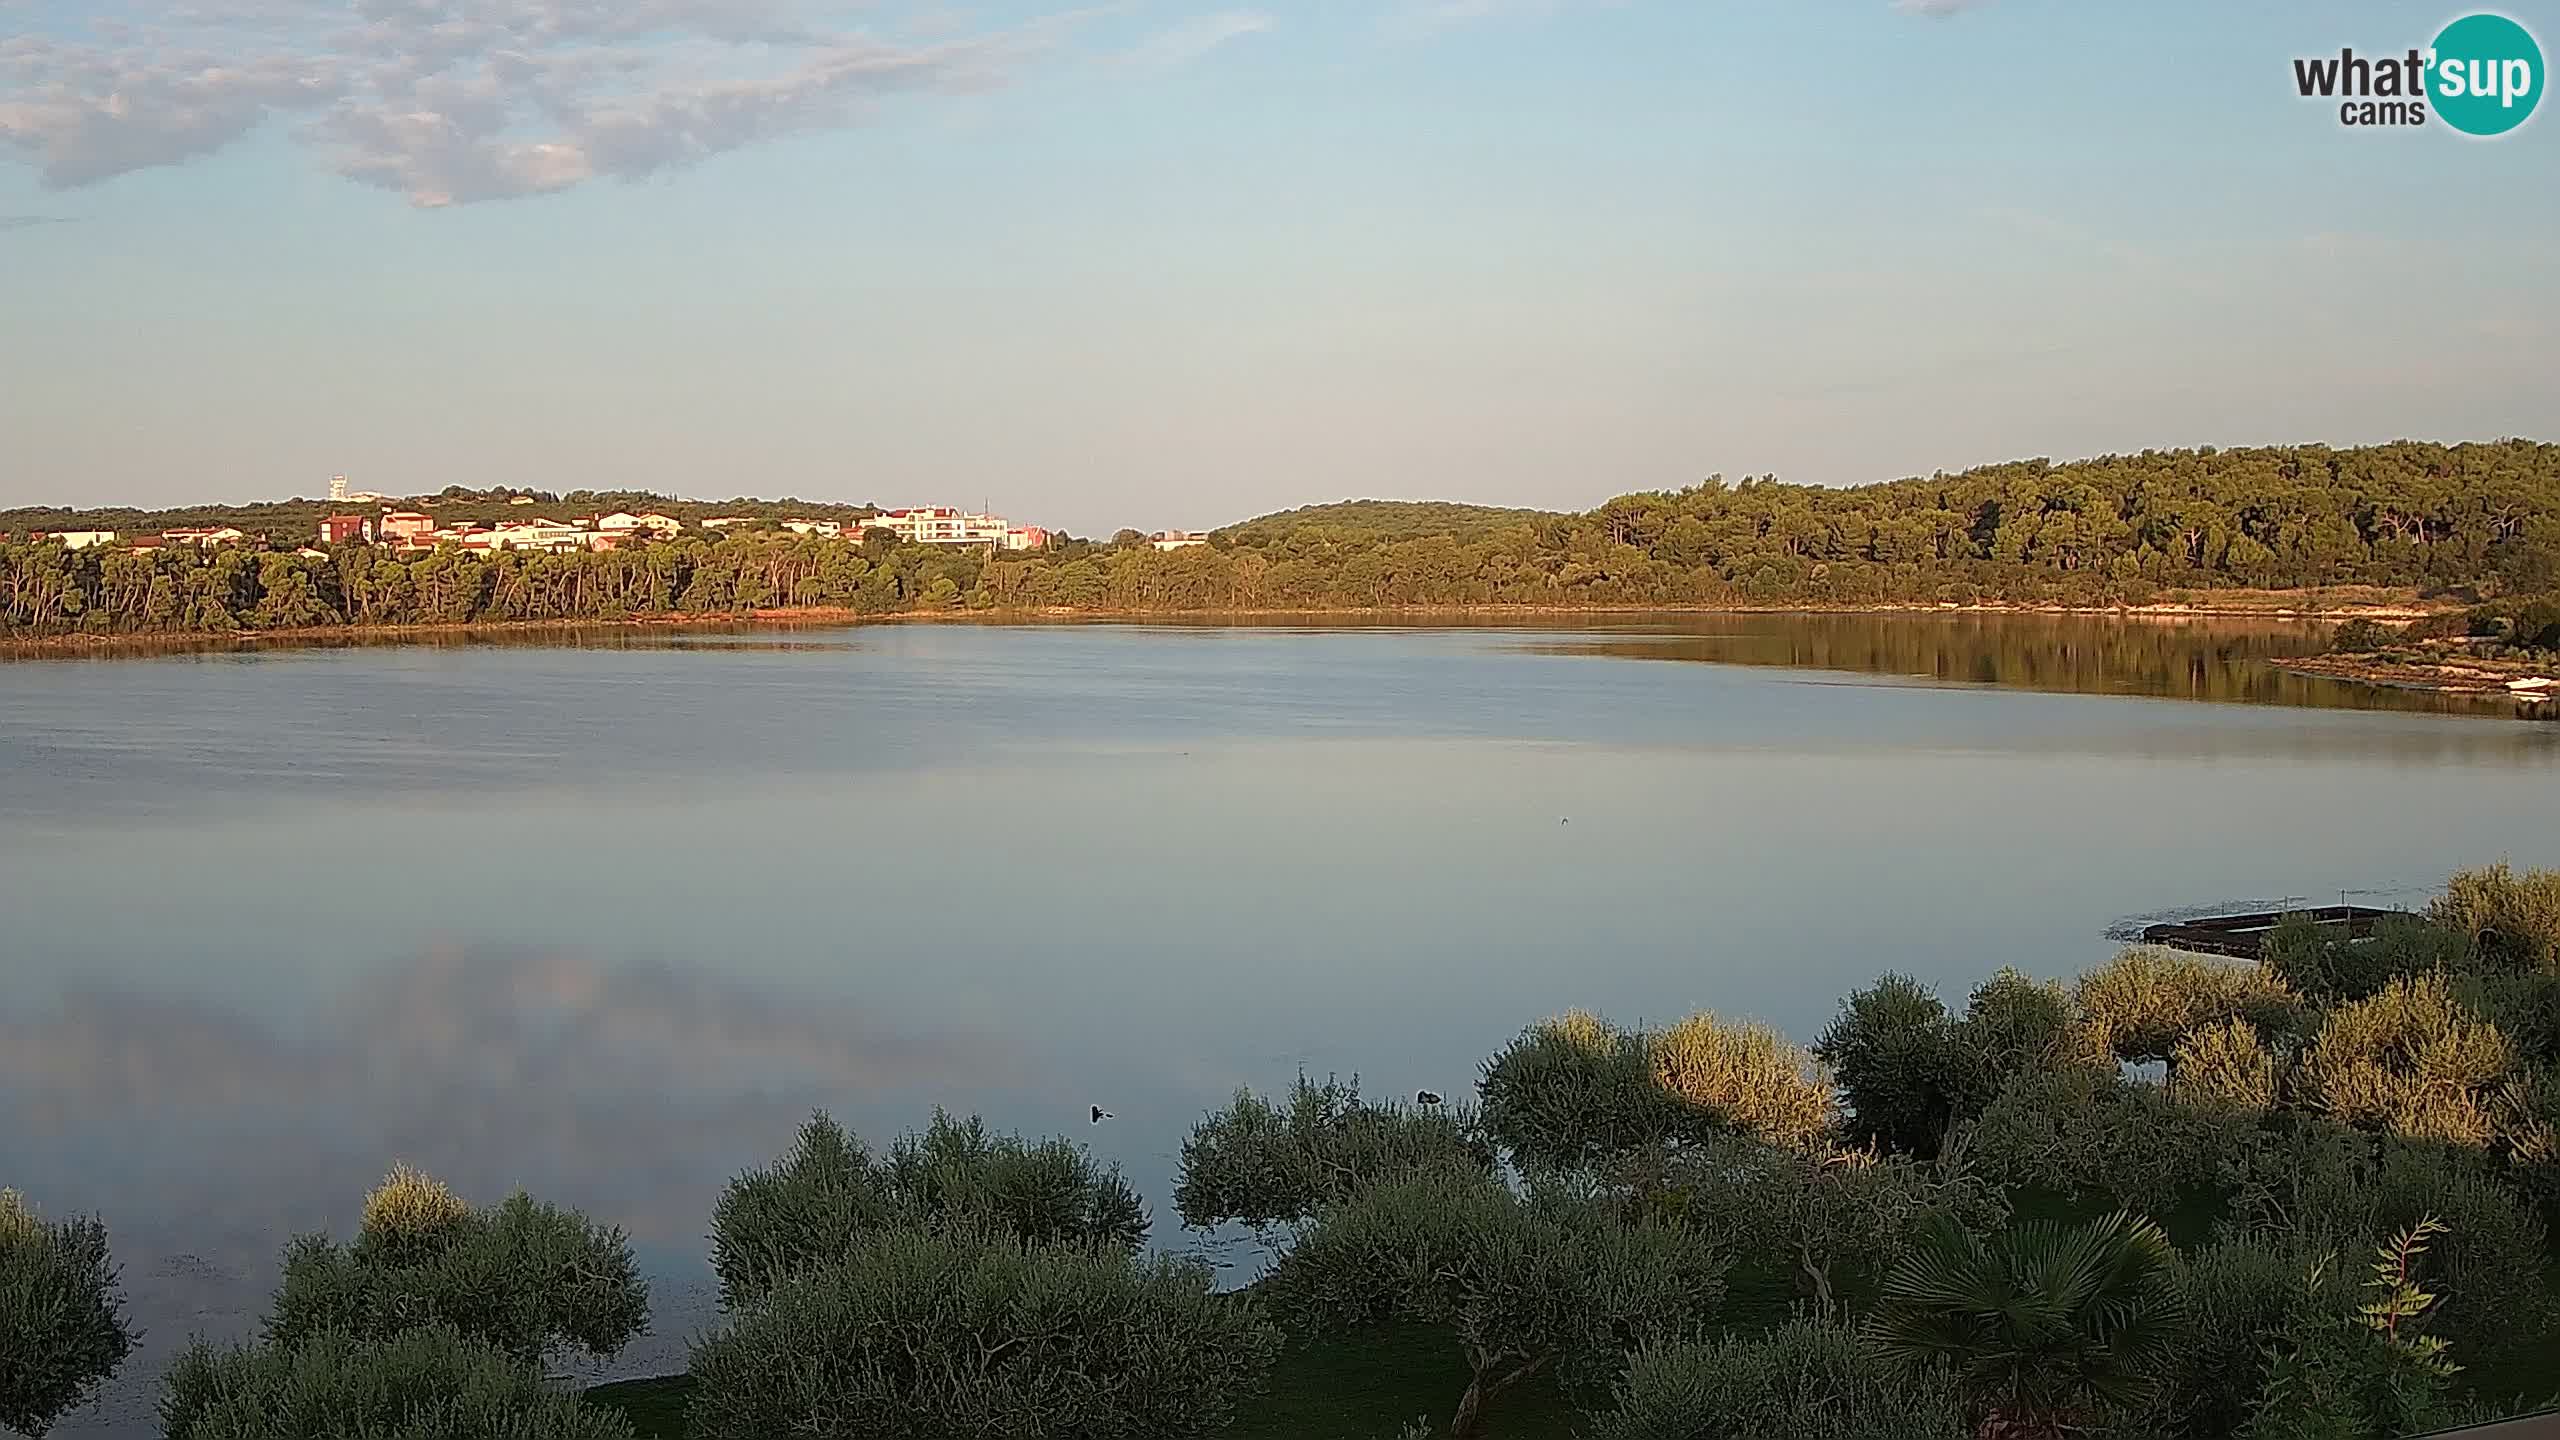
[2434,863,2560,973]
[1655,1137,2005,1314]
[2221,1127,2553,1368]
[711,1110,1145,1309]
[268,1174,647,1364]
[1173,1075,1494,1229]
[1816,974,1974,1157]
[2326,618,2393,653]
[1961,1064,2257,1212]
[2238,1221,2467,1440]
[1478,1013,1711,1171]
[685,1228,1276,1440]
[0,1190,137,1439]
[1478,1010,1833,1172]
[2457,968,2560,1070]
[161,1324,633,1440]
[1263,1168,1728,1438]
[2262,914,2468,1006]
[2077,948,2301,1065]
[880,1111,1149,1254]
[1955,967,2087,1087]
[1587,1319,1968,1440]
[2168,1235,2343,1439]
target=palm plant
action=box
[1866,1210,2185,1440]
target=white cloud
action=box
[1892,0,1990,16]
[1125,10,1272,70]
[0,0,1081,206]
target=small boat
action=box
[2506,677,2553,691]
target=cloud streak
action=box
[1125,10,1273,70]
[1892,0,1990,16]
[0,0,1081,206]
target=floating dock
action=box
[2139,905,2413,959]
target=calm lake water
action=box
[3,614,2555,1433]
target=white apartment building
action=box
[863,507,1010,546]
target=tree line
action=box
[10,863,2559,1439]
[6,440,2558,638]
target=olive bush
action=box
[1816,974,1975,1157]
[685,1228,1277,1440]
[2076,948,2301,1065]
[0,1190,137,1439]
[161,1325,634,1440]
[1479,1010,1832,1172]
[1477,1012,1704,1171]
[1655,1137,2005,1313]
[268,1172,647,1364]
[711,1110,1145,1309]
[1957,967,2088,1082]
[1961,1064,2258,1212]
[1263,1167,1728,1438]
[1586,1320,1968,1440]
[1173,1075,1494,1230]
[2433,862,2560,972]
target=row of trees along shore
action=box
[6,440,2558,636]
[11,862,2560,1440]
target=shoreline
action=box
[0,592,2445,662]
[2274,653,2558,702]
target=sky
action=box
[1,0,2555,536]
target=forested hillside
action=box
[1217,500,1562,546]
[5,441,2554,637]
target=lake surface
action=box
[3,614,2555,1434]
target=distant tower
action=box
[329,474,349,503]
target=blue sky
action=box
[2,0,2554,534]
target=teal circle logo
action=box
[2430,13,2544,136]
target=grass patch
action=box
[585,1324,1580,1439]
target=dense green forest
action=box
[6,441,2556,638]
[14,866,2560,1439]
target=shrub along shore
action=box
[8,862,2560,1439]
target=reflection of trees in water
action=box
[0,945,1007,1271]
[1519,614,2544,717]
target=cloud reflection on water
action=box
[3,941,1011,1431]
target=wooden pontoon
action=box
[2139,905,2413,959]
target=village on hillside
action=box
[6,477,1218,559]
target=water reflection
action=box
[4,620,2558,1437]
[1503,613,2539,717]
[1,943,1022,1428]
